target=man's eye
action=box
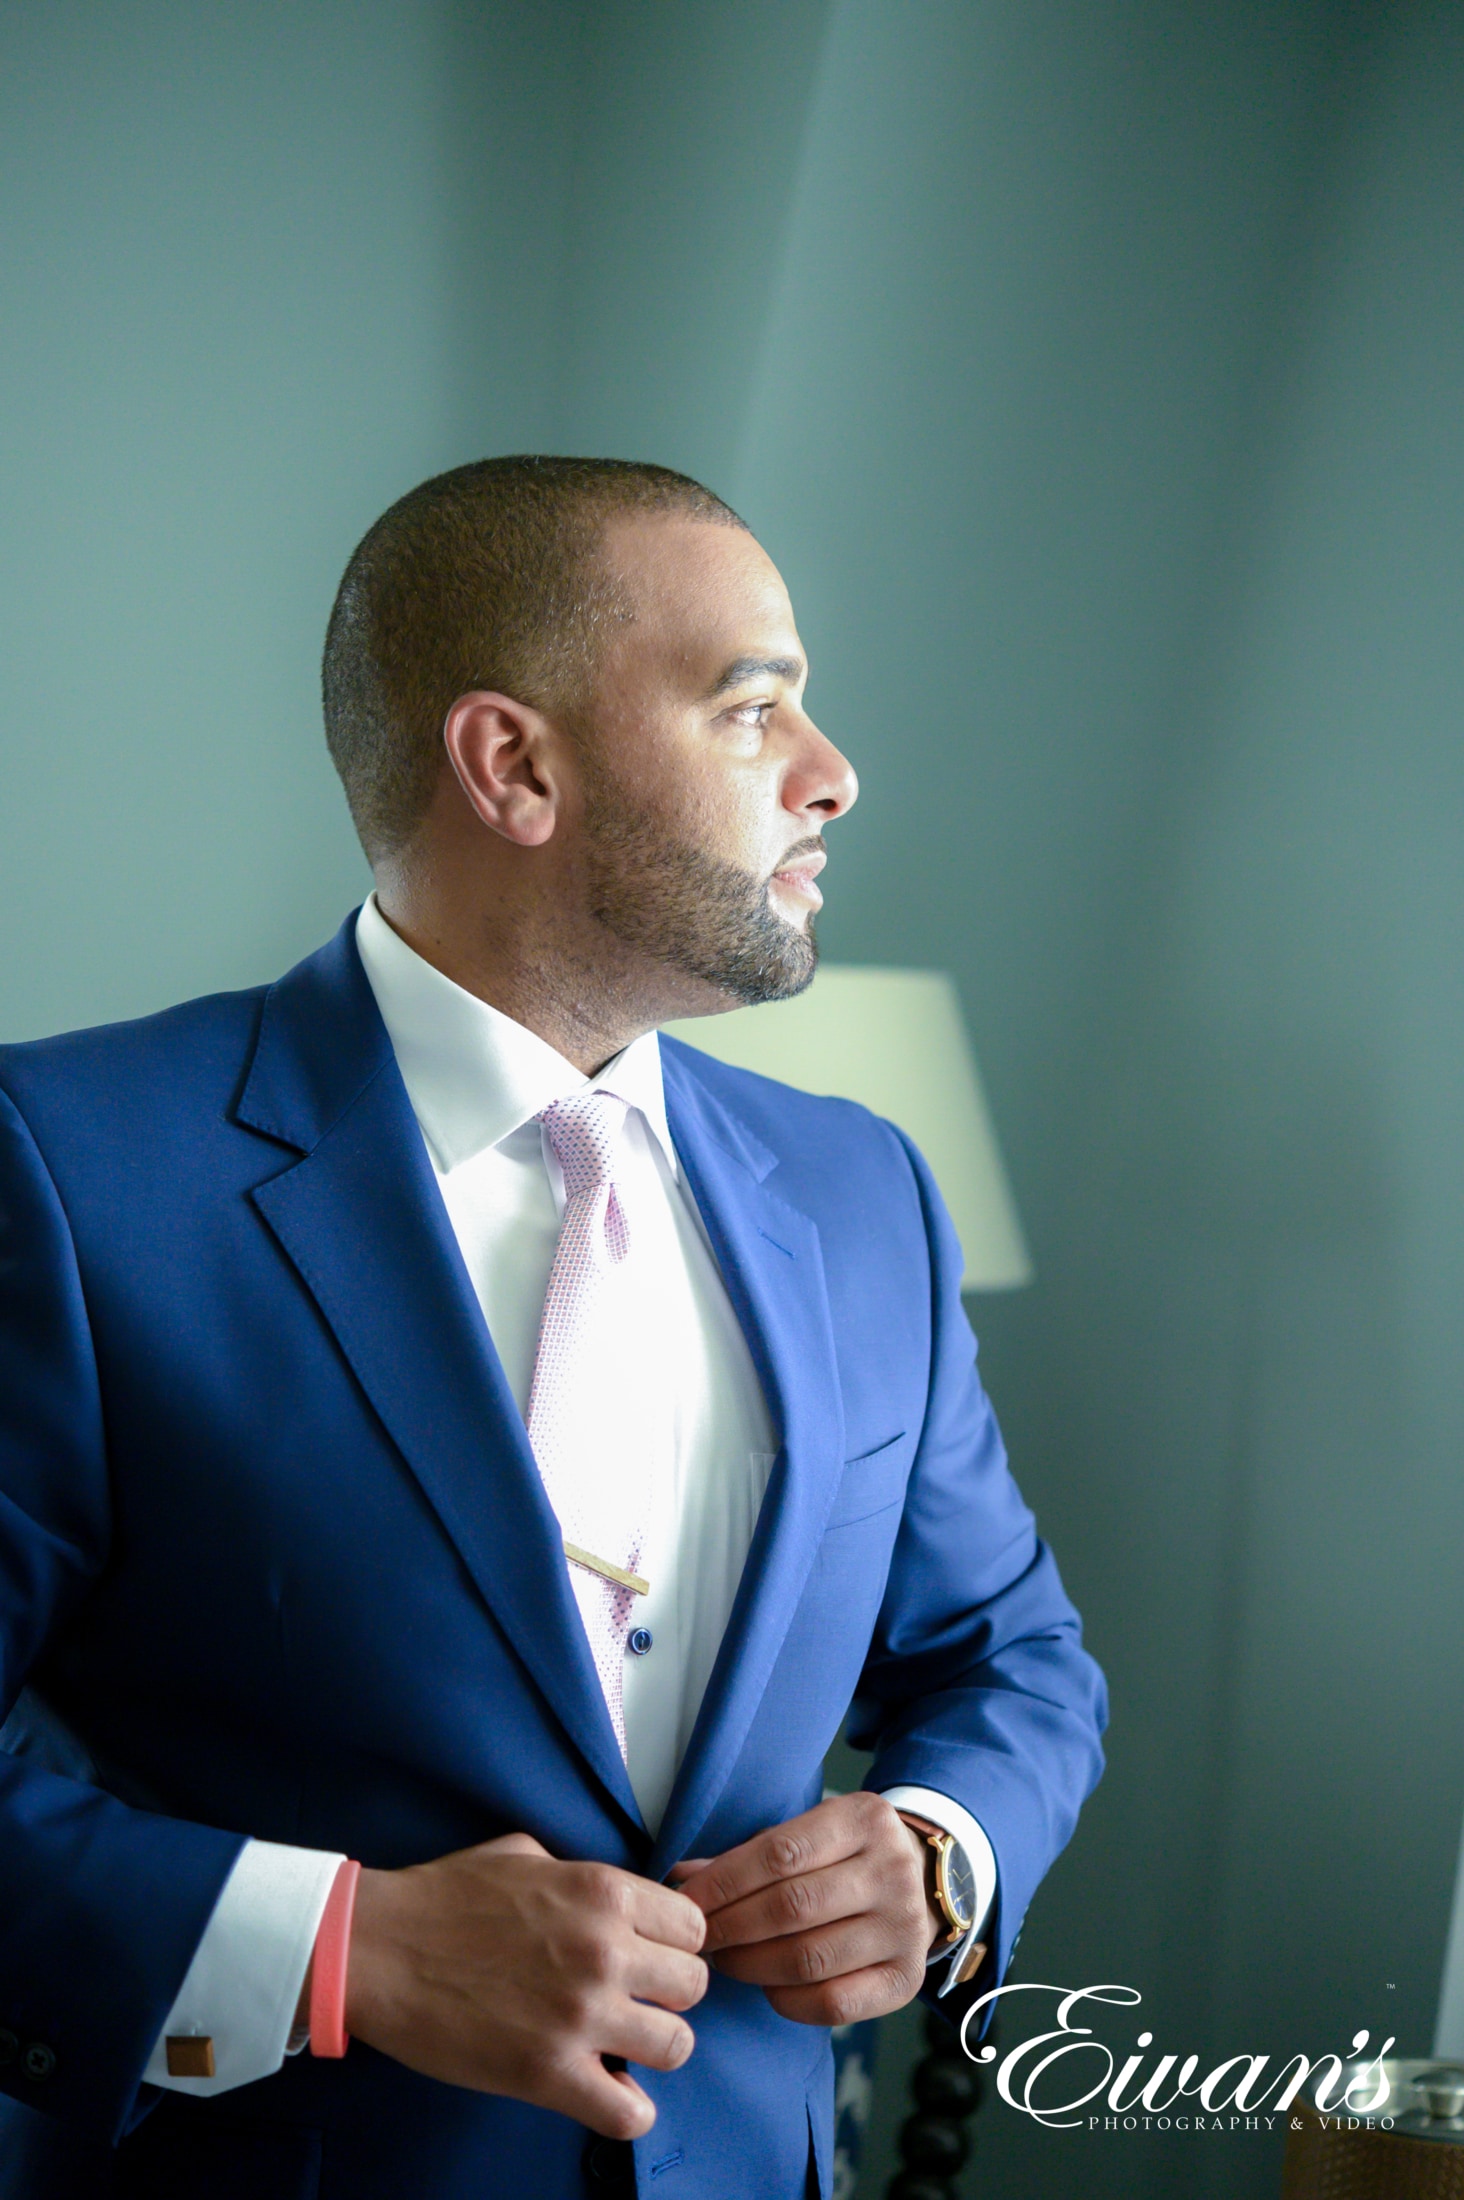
[731,700,775,726]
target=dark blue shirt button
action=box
[628,1628,653,1657]
[22,2042,56,2082]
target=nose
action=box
[784,713,858,823]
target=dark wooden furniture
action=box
[885,2008,988,2199]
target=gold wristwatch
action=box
[896,1812,987,1984]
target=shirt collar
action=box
[354,893,675,1177]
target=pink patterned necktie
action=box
[525,1090,648,1757]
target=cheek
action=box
[601,712,783,865]
[670,759,772,863]
[718,782,778,866]
[717,756,792,853]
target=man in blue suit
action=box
[0,457,1106,2197]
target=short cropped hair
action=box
[322,454,745,859]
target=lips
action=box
[769,855,824,908]
[771,844,826,882]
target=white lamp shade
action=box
[663,965,1031,1290]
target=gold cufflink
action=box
[953,1940,988,1987]
[164,2036,216,2078]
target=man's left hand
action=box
[668,1793,942,2026]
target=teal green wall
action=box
[1139,0,1464,2166]
[0,0,566,1036]
[5,7,1464,2197]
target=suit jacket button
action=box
[22,2042,56,2082]
[0,2029,17,2067]
[582,2136,635,2187]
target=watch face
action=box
[939,1840,978,1932]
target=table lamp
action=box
[663,965,1031,1291]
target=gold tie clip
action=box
[563,1542,650,1598]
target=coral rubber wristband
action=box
[309,1859,361,2057]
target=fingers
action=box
[528,1993,698,2141]
[599,1997,698,2075]
[710,1912,913,1991]
[698,1851,898,1954]
[547,1860,706,1959]
[481,1830,552,1859]
[664,1857,711,1883]
[543,1864,708,2012]
[553,2060,659,2142]
[347,1838,709,2126]
[764,1958,924,2029]
[621,1936,709,2014]
[671,1798,932,2035]
[623,1872,708,1955]
[675,1795,877,1919]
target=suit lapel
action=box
[237,920,643,1831]
[650,1044,846,1875]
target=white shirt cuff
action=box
[144,1838,346,2094]
[877,1783,997,1999]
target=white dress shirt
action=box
[147,896,994,2095]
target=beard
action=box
[578,758,819,1007]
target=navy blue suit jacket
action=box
[0,918,1105,2198]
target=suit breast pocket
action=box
[824,1432,909,1531]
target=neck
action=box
[371,877,724,1077]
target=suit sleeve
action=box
[851,1123,1108,2019]
[0,1087,246,2137]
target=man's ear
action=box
[442,690,561,848]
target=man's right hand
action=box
[343,1832,708,2139]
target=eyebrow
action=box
[703,653,806,699]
